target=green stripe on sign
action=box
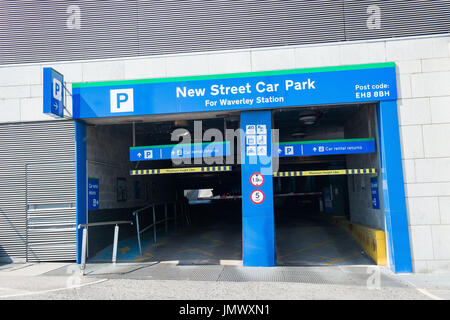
[72,62,395,88]
[130,141,228,150]
[277,138,375,145]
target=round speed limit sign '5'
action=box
[250,172,264,187]
[250,189,265,204]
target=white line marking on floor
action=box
[398,276,443,300]
[0,278,108,299]
[415,288,443,300]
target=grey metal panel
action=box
[0,1,448,65]
[25,160,77,263]
[137,0,345,56]
[0,0,140,64]
[0,121,76,261]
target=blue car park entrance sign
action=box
[43,67,64,118]
[72,63,397,119]
[72,62,413,272]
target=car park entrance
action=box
[72,62,413,272]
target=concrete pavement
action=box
[0,262,449,300]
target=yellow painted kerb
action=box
[339,219,387,266]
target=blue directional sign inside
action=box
[274,138,375,157]
[130,141,230,161]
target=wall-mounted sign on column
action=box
[43,67,64,118]
[245,124,268,157]
[88,178,99,210]
[370,177,380,209]
[250,172,264,187]
[250,189,265,204]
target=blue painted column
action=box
[240,110,276,266]
[378,101,412,273]
[75,120,87,264]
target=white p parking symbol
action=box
[144,150,153,159]
[110,89,134,113]
[53,78,62,101]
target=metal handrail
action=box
[133,200,190,255]
[132,201,176,216]
[78,221,133,229]
[78,220,134,275]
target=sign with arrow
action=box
[43,68,64,118]
[274,138,375,157]
[130,141,230,161]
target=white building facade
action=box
[0,1,449,273]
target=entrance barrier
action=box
[77,220,134,275]
[133,200,191,255]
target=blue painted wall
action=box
[377,101,412,273]
[75,121,86,264]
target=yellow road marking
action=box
[323,252,361,266]
[184,247,215,257]
[278,240,332,259]
[118,246,130,255]
[133,252,154,262]
[302,252,336,261]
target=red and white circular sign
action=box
[250,172,264,187]
[250,189,265,204]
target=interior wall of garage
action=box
[344,105,385,230]
[85,124,176,256]
[88,124,147,210]
[0,34,449,272]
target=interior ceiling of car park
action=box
[85,103,370,145]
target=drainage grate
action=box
[126,263,225,281]
[218,266,287,282]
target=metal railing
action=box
[78,220,133,275]
[133,200,191,255]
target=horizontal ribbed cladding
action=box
[0,1,449,65]
[0,0,140,65]
[343,0,450,41]
[27,163,76,205]
[0,121,75,261]
[26,162,76,262]
[137,0,345,56]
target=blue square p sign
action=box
[43,68,64,118]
